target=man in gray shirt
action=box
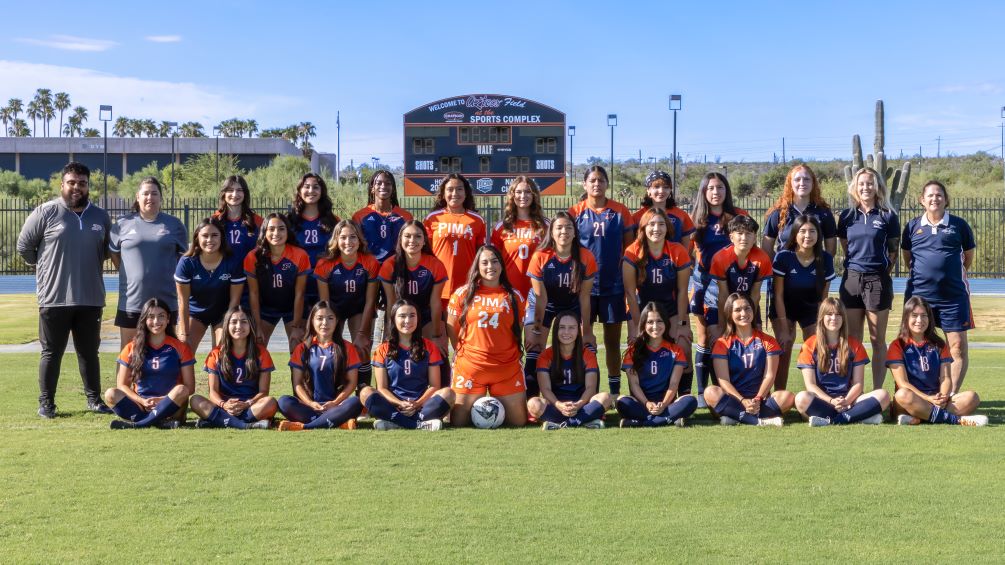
[17,162,113,418]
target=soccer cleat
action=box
[249,420,270,430]
[808,416,831,427]
[696,395,708,409]
[860,413,884,425]
[897,415,921,426]
[278,420,305,431]
[582,420,604,429]
[156,420,181,430]
[37,401,57,419]
[417,419,443,431]
[374,419,403,431]
[109,420,135,430]
[86,399,113,415]
[673,417,687,428]
[541,421,564,431]
[339,418,358,430]
[959,415,988,427]
[719,416,739,426]
[758,417,784,427]
[619,418,642,428]
[194,419,211,429]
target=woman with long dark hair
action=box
[633,169,694,247]
[352,170,413,262]
[424,173,487,311]
[212,175,262,266]
[288,173,339,313]
[491,176,547,299]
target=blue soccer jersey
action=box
[623,240,692,316]
[117,336,195,398]
[243,246,312,317]
[213,212,262,265]
[292,215,333,268]
[377,254,448,327]
[314,253,379,315]
[537,346,600,401]
[692,208,749,277]
[289,339,362,403]
[771,250,835,318]
[709,246,773,297]
[174,254,246,318]
[569,199,635,296]
[712,331,781,398]
[372,338,444,401]
[621,340,688,401]
[796,335,869,398]
[763,203,837,252]
[901,213,976,300]
[204,344,276,401]
[526,249,599,316]
[838,207,901,273]
[352,205,414,262]
[886,338,951,396]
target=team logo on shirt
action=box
[416,270,428,279]
[91,224,104,232]
[220,274,231,281]
[156,228,171,236]
[281,263,294,270]
[657,350,670,358]
[434,223,475,238]
[659,258,671,267]
[872,219,884,229]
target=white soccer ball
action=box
[471,397,505,429]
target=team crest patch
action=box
[91,224,104,232]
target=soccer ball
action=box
[471,397,505,429]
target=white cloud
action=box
[0,60,299,128]
[15,35,117,52]
[145,35,182,43]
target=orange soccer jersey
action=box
[424,209,487,300]
[448,284,526,394]
[490,218,546,297]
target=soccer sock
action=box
[662,395,698,423]
[365,393,419,429]
[608,374,621,396]
[615,396,649,421]
[111,397,145,422]
[133,397,180,428]
[569,400,606,426]
[835,397,882,425]
[523,350,539,396]
[278,395,317,423]
[928,405,960,425]
[525,374,540,399]
[714,396,760,425]
[206,406,248,429]
[805,396,835,419]
[540,404,569,424]
[677,370,694,395]
[418,396,450,421]
[304,397,363,429]
[762,397,782,416]
[694,346,710,392]
[356,362,373,388]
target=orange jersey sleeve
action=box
[797,336,817,366]
[849,337,869,365]
[314,257,335,280]
[536,346,555,371]
[257,344,275,372]
[709,247,735,280]
[668,242,692,270]
[711,336,730,357]
[344,339,362,368]
[751,247,773,281]
[242,249,257,275]
[623,240,643,264]
[117,342,135,366]
[371,342,390,367]
[288,246,312,275]
[580,249,599,278]
[360,253,380,280]
[886,339,905,364]
[758,331,781,354]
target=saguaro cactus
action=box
[843,100,912,211]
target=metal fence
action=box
[3,195,1005,277]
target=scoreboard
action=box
[403,94,567,196]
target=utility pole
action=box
[936,136,942,158]
[782,137,786,163]
[336,111,341,183]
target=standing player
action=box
[794,298,888,426]
[314,220,380,388]
[771,215,835,386]
[709,215,772,324]
[288,173,338,313]
[616,303,697,428]
[901,180,975,393]
[447,245,527,427]
[528,311,611,430]
[887,297,986,426]
[352,170,413,262]
[632,170,695,247]
[175,219,246,352]
[490,176,547,300]
[838,167,900,389]
[212,175,262,268]
[569,166,636,395]
[688,172,747,406]
[359,300,454,431]
[703,293,794,426]
[104,298,195,429]
[277,301,364,430]
[424,173,487,311]
[190,306,278,429]
[244,213,311,350]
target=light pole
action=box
[607,114,617,191]
[1000,106,1004,195]
[336,111,341,183]
[669,94,682,198]
[166,121,178,209]
[372,156,380,171]
[213,125,220,186]
[567,125,575,191]
[99,105,112,209]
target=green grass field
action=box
[2,350,1004,563]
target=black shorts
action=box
[115,309,179,329]
[191,308,226,328]
[840,270,893,311]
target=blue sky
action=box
[2,0,1004,167]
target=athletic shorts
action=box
[523,289,580,330]
[261,310,295,326]
[590,294,628,324]
[452,356,526,396]
[191,308,226,328]
[927,296,974,333]
[115,309,178,329]
[840,270,893,311]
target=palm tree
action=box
[127,118,142,137]
[142,119,157,137]
[157,121,172,138]
[281,126,299,146]
[8,98,23,122]
[42,103,55,137]
[34,89,53,136]
[0,106,11,137]
[10,118,30,137]
[297,121,317,146]
[54,92,70,137]
[245,119,258,138]
[82,128,100,137]
[113,116,129,137]
[180,121,205,137]
[72,106,88,130]
[25,101,40,137]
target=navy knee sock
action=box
[133,397,180,428]
[278,395,317,423]
[694,346,710,392]
[661,395,698,424]
[206,406,248,429]
[305,397,363,429]
[418,396,449,421]
[805,396,835,419]
[111,397,145,422]
[365,393,419,429]
[835,397,882,424]
[569,400,605,426]
[929,405,960,425]
[615,396,650,421]
[714,396,760,425]
[524,351,540,397]
[356,362,373,388]
[608,375,621,396]
[540,404,568,424]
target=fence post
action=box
[184,204,190,234]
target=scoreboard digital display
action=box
[403,94,567,196]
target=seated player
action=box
[887,296,987,426]
[359,300,454,431]
[528,310,612,430]
[105,298,195,429]
[277,301,363,430]
[703,293,794,426]
[189,306,278,429]
[616,303,697,428]
[794,298,889,426]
